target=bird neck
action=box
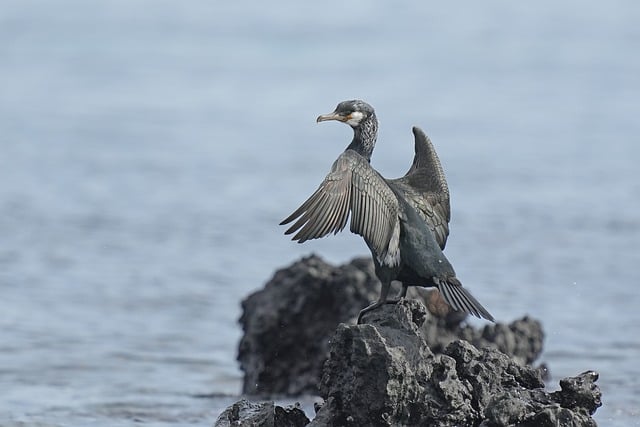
[346,114,378,161]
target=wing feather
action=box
[388,126,451,249]
[362,180,372,241]
[281,150,401,266]
[333,183,350,233]
[290,191,332,242]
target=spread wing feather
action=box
[281,150,401,266]
[388,126,451,249]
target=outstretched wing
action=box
[280,150,401,267]
[388,126,451,249]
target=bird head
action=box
[316,100,375,128]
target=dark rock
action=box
[213,399,272,427]
[214,399,309,427]
[230,257,601,426]
[554,370,602,415]
[275,404,313,427]
[239,255,546,396]
[516,403,598,427]
[312,300,477,426]
[312,300,440,426]
[311,299,601,426]
[416,288,544,366]
[238,255,378,395]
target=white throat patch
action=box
[346,111,365,126]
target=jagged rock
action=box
[418,288,544,365]
[237,255,378,395]
[311,299,601,426]
[239,255,546,396]
[214,399,309,427]
[482,370,602,427]
[230,257,602,426]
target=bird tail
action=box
[436,277,494,322]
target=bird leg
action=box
[357,279,392,324]
[367,282,408,307]
[385,282,408,304]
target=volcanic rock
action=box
[238,255,545,396]
[310,299,601,426]
[237,255,377,395]
[213,399,309,427]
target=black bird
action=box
[280,100,493,323]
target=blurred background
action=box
[1,1,638,425]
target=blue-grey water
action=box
[1,1,639,425]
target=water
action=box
[1,1,639,425]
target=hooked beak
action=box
[316,111,347,123]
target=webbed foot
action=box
[356,298,405,324]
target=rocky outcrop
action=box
[421,306,545,366]
[222,298,601,426]
[238,255,545,396]
[312,299,601,426]
[213,399,309,427]
[237,255,378,395]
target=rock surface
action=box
[214,399,309,427]
[311,299,601,426]
[420,304,545,366]
[226,256,602,426]
[222,299,601,426]
[239,255,545,396]
[238,255,378,395]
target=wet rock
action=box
[239,255,546,396]
[311,299,601,426]
[237,255,378,395]
[214,399,309,427]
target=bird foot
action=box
[357,301,383,324]
[384,297,405,305]
[356,298,405,324]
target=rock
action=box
[214,399,309,427]
[230,257,602,426]
[239,255,546,396]
[275,404,312,427]
[312,300,474,426]
[553,370,602,416]
[237,255,378,395]
[414,288,544,366]
[312,299,601,426]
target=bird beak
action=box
[316,112,346,123]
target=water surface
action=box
[1,1,639,425]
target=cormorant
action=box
[280,100,493,323]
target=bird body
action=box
[281,100,493,323]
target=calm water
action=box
[1,1,639,425]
